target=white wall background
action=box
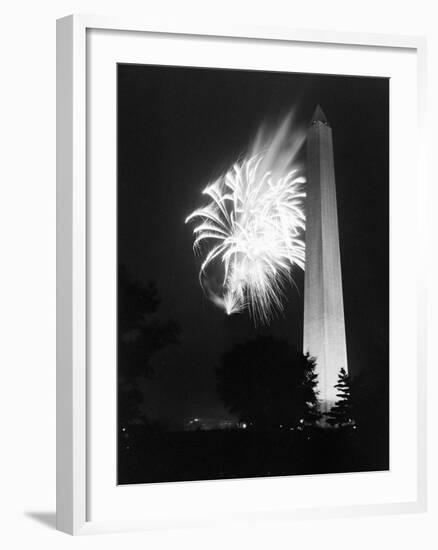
[0,0,436,547]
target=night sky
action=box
[118,64,389,426]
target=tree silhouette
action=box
[118,265,179,427]
[325,367,355,428]
[301,353,322,426]
[216,336,320,429]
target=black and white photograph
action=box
[1,0,433,544]
[117,63,389,485]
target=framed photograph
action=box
[57,15,427,535]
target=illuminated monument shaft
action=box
[303,106,348,413]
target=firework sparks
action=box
[185,115,306,324]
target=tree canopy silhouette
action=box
[216,336,320,429]
[118,265,180,426]
[325,367,355,428]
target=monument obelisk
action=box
[303,105,348,414]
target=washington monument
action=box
[303,105,348,414]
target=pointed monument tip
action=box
[310,105,329,126]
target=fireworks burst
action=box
[185,115,306,324]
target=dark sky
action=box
[118,64,389,425]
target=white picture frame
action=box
[56,14,428,535]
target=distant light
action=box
[300,419,304,424]
[121,427,126,432]
[194,418,199,422]
[241,423,247,429]
[279,424,283,428]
